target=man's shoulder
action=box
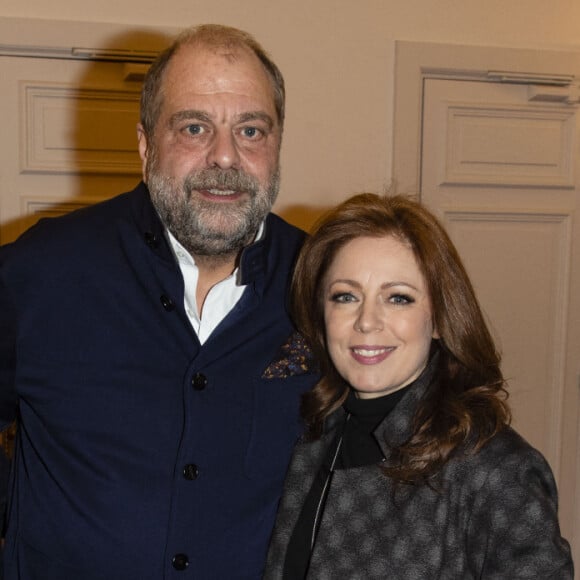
[265,213,307,251]
[2,183,148,251]
[31,183,146,231]
[0,184,155,277]
[266,212,306,237]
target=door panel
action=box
[0,55,143,244]
[421,78,580,549]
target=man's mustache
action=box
[183,168,260,196]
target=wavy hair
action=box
[140,24,285,138]
[292,193,510,483]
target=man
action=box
[0,446,8,579]
[0,25,318,579]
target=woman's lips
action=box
[350,345,395,365]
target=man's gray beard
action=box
[147,165,280,257]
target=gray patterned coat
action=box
[264,374,573,579]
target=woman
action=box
[264,193,573,579]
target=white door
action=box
[0,54,146,244]
[421,78,580,555]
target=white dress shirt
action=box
[166,223,264,344]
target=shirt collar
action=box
[164,220,266,279]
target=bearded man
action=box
[0,25,318,580]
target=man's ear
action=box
[137,124,149,182]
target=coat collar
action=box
[131,181,275,286]
[373,349,440,458]
[321,348,441,457]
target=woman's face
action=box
[323,235,438,399]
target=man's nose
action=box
[206,130,241,170]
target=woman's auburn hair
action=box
[291,193,511,484]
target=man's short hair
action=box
[140,24,285,137]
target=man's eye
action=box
[241,126,262,139]
[185,124,204,135]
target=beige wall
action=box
[1,2,580,228]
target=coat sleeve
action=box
[466,433,574,579]
[0,263,18,431]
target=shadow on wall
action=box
[1,28,171,244]
[0,29,330,243]
[1,27,330,243]
[278,204,332,233]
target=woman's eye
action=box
[330,292,357,304]
[390,294,414,305]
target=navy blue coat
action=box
[0,183,318,579]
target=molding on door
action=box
[392,40,580,196]
[21,82,142,175]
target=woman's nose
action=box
[354,301,384,333]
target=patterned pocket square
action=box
[262,331,318,379]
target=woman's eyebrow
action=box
[382,281,419,291]
[328,279,419,291]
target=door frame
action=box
[392,40,580,563]
[392,40,580,195]
[0,17,176,60]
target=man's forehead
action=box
[170,43,260,75]
[161,44,278,114]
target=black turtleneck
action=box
[282,384,411,580]
[337,386,410,468]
